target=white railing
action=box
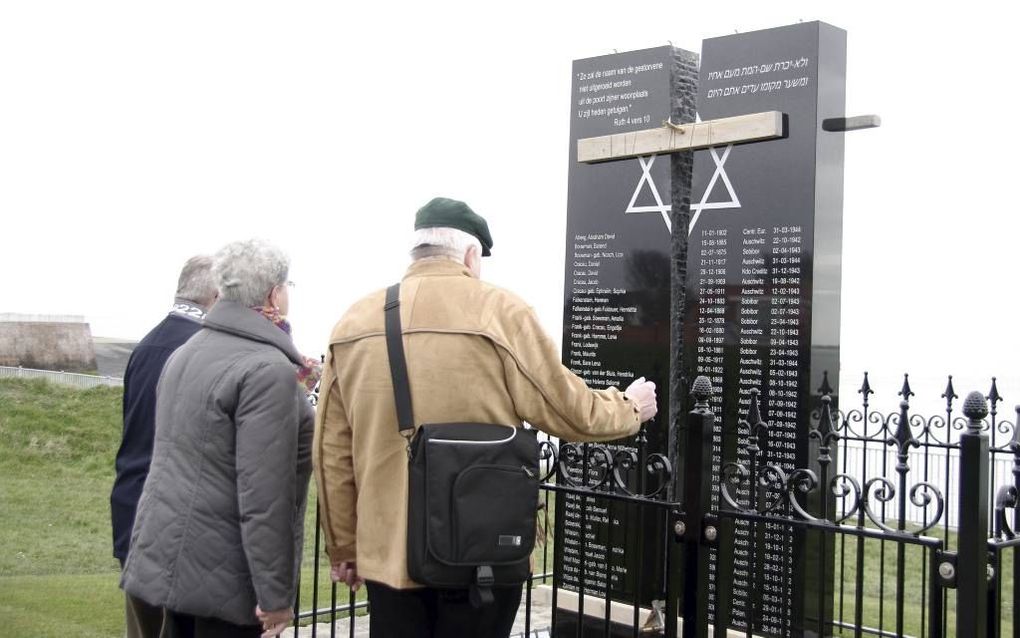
[0,313,86,323]
[835,439,1016,529]
[0,365,123,388]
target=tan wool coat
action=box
[312,259,642,589]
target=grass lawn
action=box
[830,529,1014,636]
[0,572,123,638]
[0,379,125,637]
[0,379,360,638]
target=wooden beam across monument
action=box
[576,110,784,163]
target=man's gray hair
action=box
[410,227,482,263]
[213,240,290,308]
[176,255,217,305]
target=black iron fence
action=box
[822,374,1018,637]
[293,373,1018,637]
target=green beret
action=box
[414,197,493,257]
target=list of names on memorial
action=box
[562,233,634,596]
[567,233,633,388]
[559,47,677,603]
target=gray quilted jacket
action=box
[121,301,314,626]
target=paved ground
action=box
[294,587,552,638]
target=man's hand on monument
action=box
[330,560,363,591]
[624,377,658,423]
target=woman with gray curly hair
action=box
[122,239,319,638]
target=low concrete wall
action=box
[0,321,98,373]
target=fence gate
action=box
[532,374,1018,638]
[291,372,1017,638]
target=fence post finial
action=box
[963,391,989,433]
[942,375,958,413]
[858,371,873,409]
[898,373,914,400]
[692,376,713,409]
[817,370,833,397]
[987,378,1002,420]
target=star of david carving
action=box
[688,110,743,234]
[623,131,742,235]
[689,143,741,235]
[624,154,673,232]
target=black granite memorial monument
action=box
[682,21,846,637]
[557,20,846,638]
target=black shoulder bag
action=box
[384,283,539,606]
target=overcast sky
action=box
[2,1,1017,413]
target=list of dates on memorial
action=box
[683,22,845,635]
[694,224,805,435]
[696,222,808,635]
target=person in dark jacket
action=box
[121,239,319,638]
[111,255,217,638]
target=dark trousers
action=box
[160,609,262,638]
[125,593,164,638]
[366,580,522,638]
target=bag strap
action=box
[469,566,495,608]
[384,283,415,438]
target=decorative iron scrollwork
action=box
[645,453,673,498]
[757,464,791,515]
[994,485,1018,540]
[717,382,948,535]
[991,416,1018,452]
[918,413,951,446]
[786,468,819,521]
[861,477,898,533]
[550,440,673,499]
[909,482,945,535]
[538,438,558,483]
[830,474,862,524]
[720,462,749,511]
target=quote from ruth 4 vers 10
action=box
[575,62,663,126]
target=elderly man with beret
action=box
[313,197,658,638]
